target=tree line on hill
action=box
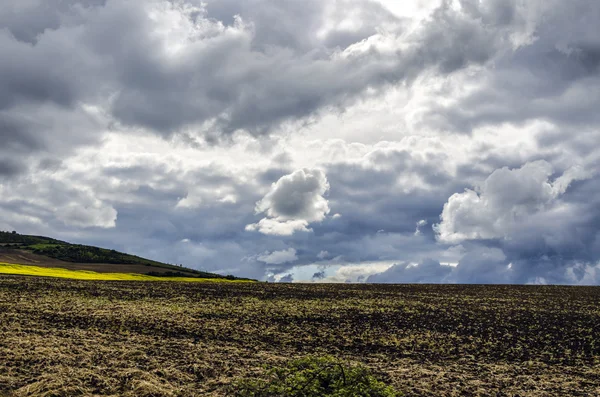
[0,231,247,280]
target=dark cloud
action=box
[86,0,410,134]
[321,146,456,237]
[278,274,294,283]
[417,0,600,134]
[0,0,514,181]
[366,259,452,284]
[0,159,24,178]
[312,271,326,280]
[0,0,108,44]
[204,0,377,52]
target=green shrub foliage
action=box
[233,356,401,397]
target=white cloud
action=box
[434,160,591,243]
[414,219,428,235]
[55,201,117,229]
[246,168,330,236]
[245,218,311,236]
[257,248,298,265]
[314,262,395,283]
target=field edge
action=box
[0,262,254,283]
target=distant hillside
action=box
[0,231,66,246]
[0,231,247,280]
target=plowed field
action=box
[1,276,598,396]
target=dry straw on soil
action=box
[1,276,599,396]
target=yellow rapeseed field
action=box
[0,262,251,282]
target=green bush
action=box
[233,356,401,397]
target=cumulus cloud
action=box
[434,161,591,244]
[245,218,311,236]
[320,262,395,283]
[55,202,117,229]
[257,248,298,265]
[246,169,330,235]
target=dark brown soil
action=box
[0,276,599,396]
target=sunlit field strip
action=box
[0,262,252,282]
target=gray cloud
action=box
[0,0,517,180]
[2,0,600,285]
[435,160,591,244]
[416,0,600,134]
[312,270,326,280]
[0,159,23,178]
[0,176,117,230]
[366,259,452,283]
[278,273,294,283]
[424,158,600,284]
[365,245,599,285]
[246,168,330,235]
[257,248,298,265]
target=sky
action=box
[1,0,600,284]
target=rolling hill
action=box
[0,231,246,280]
